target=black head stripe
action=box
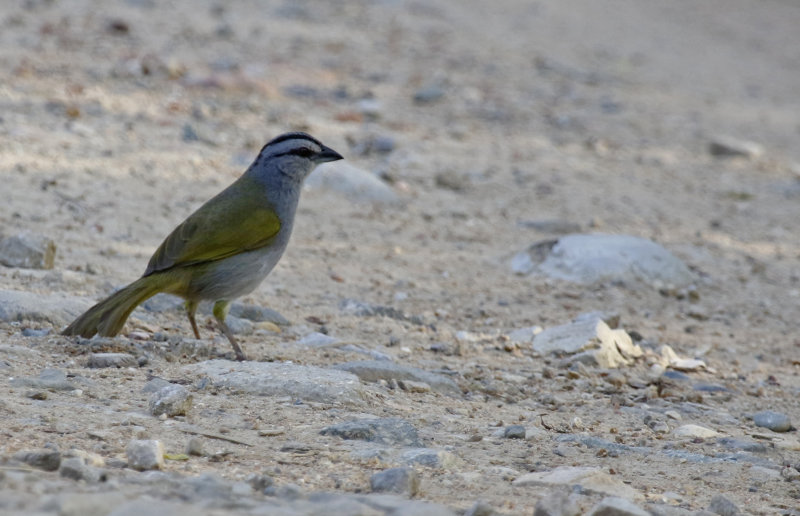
[263,132,322,149]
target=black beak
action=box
[316,145,344,163]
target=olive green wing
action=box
[144,187,280,276]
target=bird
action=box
[62,132,344,361]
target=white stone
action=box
[673,424,720,439]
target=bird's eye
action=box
[295,147,314,158]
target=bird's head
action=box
[254,132,343,182]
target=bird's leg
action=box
[185,300,201,339]
[213,300,246,361]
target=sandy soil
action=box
[1,0,799,514]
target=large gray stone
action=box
[0,290,92,326]
[185,360,366,405]
[308,161,399,204]
[0,232,56,269]
[335,360,461,397]
[513,234,693,287]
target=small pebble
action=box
[370,467,419,496]
[673,424,719,439]
[398,380,431,393]
[148,384,192,417]
[504,425,526,439]
[413,85,445,104]
[22,328,51,337]
[708,136,763,159]
[125,439,165,471]
[13,449,61,471]
[752,411,792,432]
[59,457,105,483]
[707,494,741,516]
[87,353,137,369]
[185,437,205,456]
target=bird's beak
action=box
[316,145,344,163]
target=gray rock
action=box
[185,437,206,457]
[0,232,56,269]
[532,315,642,368]
[10,368,76,391]
[514,467,641,501]
[672,424,719,439]
[246,472,275,492]
[308,161,399,204]
[707,494,741,516]
[716,437,767,453]
[335,360,461,397]
[339,298,422,324]
[504,425,526,439]
[708,136,764,159]
[125,440,164,471]
[534,487,582,516]
[587,497,648,516]
[370,467,420,496]
[87,353,137,369]
[401,448,457,469]
[510,251,536,275]
[357,98,383,119]
[142,377,173,393]
[515,234,693,288]
[320,418,423,447]
[413,85,445,104]
[22,328,51,337]
[591,497,653,516]
[148,384,192,417]
[179,473,236,499]
[228,302,290,325]
[352,134,396,156]
[465,500,497,516]
[0,289,92,325]
[223,315,254,335]
[752,410,792,432]
[185,359,366,405]
[59,457,106,483]
[13,448,61,471]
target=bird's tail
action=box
[62,275,168,338]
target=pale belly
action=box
[168,241,289,302]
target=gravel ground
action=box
[1,0,799,514]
